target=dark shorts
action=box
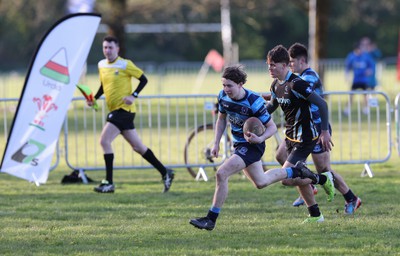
[233,141,265,167]
[352,82,368,91]
[286,139,317,165]
[312,124,332,154]
[106,109,135,132]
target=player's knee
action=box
[255,182,268,189]
[100,138,111,149]
[215,168,229,182]
[132,144,147,155]
[275,154,285,166]
[281,179,294,186]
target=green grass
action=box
[1,159,400,255]
[1,67,400,255]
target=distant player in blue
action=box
[344,42,375,115]
[189,65,322,231]
[360,37,382,90]
[274,43,361,214]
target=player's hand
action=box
[244,131,261,144]
[123,95,135,105]
[211,144,220,158]
[318,130,334,151]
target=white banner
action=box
[0,13,101,184]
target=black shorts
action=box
[285,139,317,165]
[106,109,135,132]
[233,141,265,167]
[312,124,332,154]
[351,82,367,91]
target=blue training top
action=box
[345,51,375,85]
[218,88,271,143]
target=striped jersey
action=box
[270,71,318,142]
[299,68,323,124]
[218,88,271,143]
[98,56,144,112]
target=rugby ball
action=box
[243,117,265,136]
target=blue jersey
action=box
[345,51,374,85]
[300,68,323,124]
[218,88,271,143]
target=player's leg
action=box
[312,151,361,214]
[241,141,314,189]
[275,139,287,166]
[275,139,316,206]
[243,160,287,189]
[94,122,120,193]
[189,154,246,231]
[282,140,331,223]
[121,111,174,192]
[123,128,174,192]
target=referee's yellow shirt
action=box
[98,56,144,113]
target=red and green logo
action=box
[40,48,70,84]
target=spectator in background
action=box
[360,37,382,90]
[344,41,375,115]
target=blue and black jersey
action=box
[300,68,323,124]
[269,71,318,143]
[218,88,271,143]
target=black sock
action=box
[308,204,321,217]
[317,174,327,185]
[207,210,219,223]
[142,149,167,177]
[343,189,356,202]
[104,153,114,184]
[290,167,301,178]
[290,167,318,184]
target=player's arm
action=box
[246,118,277,144]
[261,93,271,101]
[124,74,148,105]
[266,98,279,114]
[211,112,227,158]
[307,92,333,151]
[132,74,148,97]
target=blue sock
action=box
[210,206,221,213]
[285,167,293,178]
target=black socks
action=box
[142,149,167,177]
[104,153,114,184]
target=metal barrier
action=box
[0,91,392,178]
[63,91,391,178]
[322,91,392,177]
[64,95,221,171]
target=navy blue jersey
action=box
[218,88,271,143]
[300,68,323,124]
[270,71,318,142]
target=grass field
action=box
[1,67,400,255]
[0,159,400,255]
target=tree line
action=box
[0,0,399,71]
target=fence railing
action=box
[0,91,392,178]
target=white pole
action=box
[221,0,232,66]
[308,0,317,70]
